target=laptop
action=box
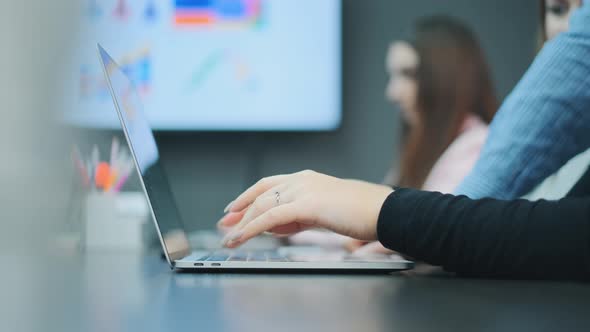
[97,44,413,272]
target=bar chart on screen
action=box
[173,0,263,28]
[65,0,341,130]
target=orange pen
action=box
[94,162,111,191]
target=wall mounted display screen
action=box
[62,0,342,131]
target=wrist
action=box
[367,186,395,240]
[375,189,398,244]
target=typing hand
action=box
[217,170,393,248]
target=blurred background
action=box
[129,0,537,232]
[0,0,539,244]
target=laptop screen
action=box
[98,45,190,263]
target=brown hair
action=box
[396,16,498,189]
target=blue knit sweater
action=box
[455,4,590,199]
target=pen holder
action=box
[84,192,154,251]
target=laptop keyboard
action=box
[196,250,290,262]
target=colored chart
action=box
[67,0,342,131]
[144,0,158,22]
[79,64,110,101]
[87,0,102,19]
[119,48,151,95]
[174,0,262,27]
[80,47,152,101]
[186,49,256,93]
[113,0,130,20]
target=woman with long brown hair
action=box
[284,16,499,251]
[385,15,497,191]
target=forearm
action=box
[377,189,590,280]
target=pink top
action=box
[288,115,489,248]
[421,114,489,193]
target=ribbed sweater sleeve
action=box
[455,4,590,199]
[377,189,590,280]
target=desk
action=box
[6,252,590,332]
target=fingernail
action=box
[223,231,244,246]
[223,201,234,213]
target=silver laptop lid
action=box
[98,44,190,267]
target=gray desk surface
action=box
[6,252,590,332]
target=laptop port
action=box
[211,263,221,267]
[194,263,204,266]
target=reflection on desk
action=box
[6,253,590,332]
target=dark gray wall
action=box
[153,0,538,231]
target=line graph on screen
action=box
[185,49,258,94]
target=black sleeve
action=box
[377,188,590,280]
